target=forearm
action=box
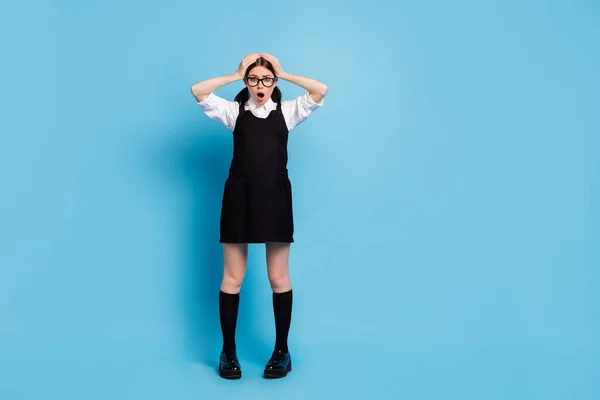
[190,73,240,102]
[279,72,328,102]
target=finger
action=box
[241,59,257,70]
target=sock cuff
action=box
[273,289,293,298]
[220,290,240,298]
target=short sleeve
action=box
[197,92,239,130]
[281,92,324,131]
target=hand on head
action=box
[236,53,261,78]
[236,53,284,78]
[258,53,285,76]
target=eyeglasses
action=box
[244,76,277,87]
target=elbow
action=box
[190,84,200,97]
[190,85,209,103]
[308,85,328,104]
[317,84,328,98]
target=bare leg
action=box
[221,243,248,294]
[266,242,291,293]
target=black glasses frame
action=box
[244,76,278,87]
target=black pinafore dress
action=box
[219,100,294,244]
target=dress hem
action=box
[219,238,294,244]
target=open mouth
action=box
[257,92,265,101]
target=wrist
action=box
[278,71,290,80]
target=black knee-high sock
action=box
[273,289,293,353]
[219,291,240,352]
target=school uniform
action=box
[198,92,323,244]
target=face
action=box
[245,66,277,105]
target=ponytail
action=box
[234,87,250,106]
[271,86,282,103]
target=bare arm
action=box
[261,53,328,103]
[279,72,328,103]
[190,53,261,103]
[190,73,239,103]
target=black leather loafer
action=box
[219,349,242,379]
[263,349,292,378]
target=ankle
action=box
[274,345,288,353]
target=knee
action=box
[268,269,290,292]
[221,269,245,292]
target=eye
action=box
[247,77,258,84]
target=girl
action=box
[190,53,327,379]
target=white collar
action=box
[245,96,277,111]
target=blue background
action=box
[1,0,599,398]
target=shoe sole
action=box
[219,365,242,379]
[263,361,292,379]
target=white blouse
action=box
[197,92,324,131]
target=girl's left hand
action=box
[260,53,285,77]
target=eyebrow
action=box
[248,74,274,78]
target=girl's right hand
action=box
[236,53,261,79]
